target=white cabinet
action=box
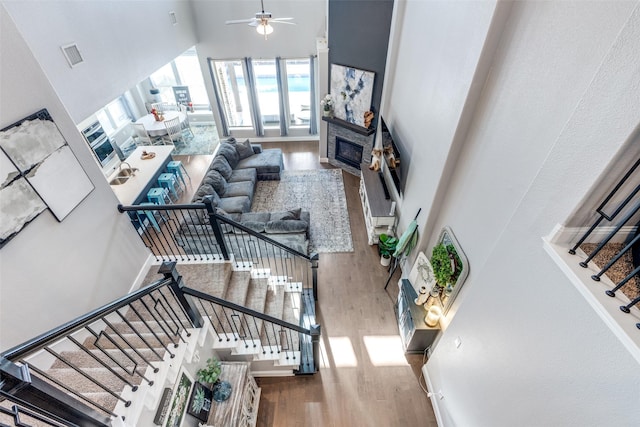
[359,166,396,244]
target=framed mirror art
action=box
[409,226,469,315]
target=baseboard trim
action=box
[422,364,444,426]
[546,224,637,245]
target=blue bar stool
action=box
[147,187,169,205]
[166,160,191,189]
[157,173,181,202]
[136,202,161,232]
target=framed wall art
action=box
[0,109,94,223]
[0,148,47,248]
[330,64,375,127]
[163,367,194,427]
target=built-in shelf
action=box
[322,116,376,136]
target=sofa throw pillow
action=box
[235,139,254,160]
[202,170,228,196]
[210,156,233,180]
[265,219,308,234]
[191,184,216,203]
[270,208,302,221]
[242,220,266,233]
[218,142,240,168]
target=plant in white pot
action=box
[378,234,398,266]
[320,94,333,117]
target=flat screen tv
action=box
[380,118,405,197]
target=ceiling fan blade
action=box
[271,17,294,21]
[225,18,256,25]
[270,20,296,25]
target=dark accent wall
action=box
[328,0,394,130]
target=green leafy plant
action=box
[196,357,221,386]
[378,234,399,259]
[431,243,455,286]
[191,387,206,413]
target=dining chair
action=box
[178,104,195,140]
[150,102,168,113]
[132,123,163,146]
[163,117,185,146]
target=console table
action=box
[396,279,440,353]
[359,165,396,244]
[205,362,260,427]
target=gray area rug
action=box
[172,124,219,156]
[251,169,354,253]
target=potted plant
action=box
[320,94,333,117]
[196,357,221,389]
[431,243,454,289]
[378,233,398,266]
[431,243,461,294]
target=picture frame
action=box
[330,64,375,127]
[163,368,194,427]
[0,109,94,223]
[187,381,213,422]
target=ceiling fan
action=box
[225,0,295,39]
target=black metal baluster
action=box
[580,201,640,267]
[42,348,131,407]
[619,295,640,313]
[127,305,169,359]
[137,298,178,349]
[21,362,124,416]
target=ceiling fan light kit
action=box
[225,0,295,40]
[256,22,274,36]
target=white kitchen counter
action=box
[109,145,174,205]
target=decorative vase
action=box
[323,109,332,117]
[212,380,232,402]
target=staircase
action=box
[0,260,318,427]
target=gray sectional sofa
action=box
[176,138,310,255]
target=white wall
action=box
[385,0,640,424]
[380,0,500,245]
[3,0,197,124]
[190,0,326,140]
[192,0,325,59]
[0,5,153,350]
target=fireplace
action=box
[335,137,363,169]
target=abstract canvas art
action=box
[0,109,94,224]
[0,149,47,248]
[330,64,375,127]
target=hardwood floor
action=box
[177,141,438,427]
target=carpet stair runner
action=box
[2,260,310,425]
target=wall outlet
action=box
[454,336,462,348]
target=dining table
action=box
[134,111,187,137]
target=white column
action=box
[317,37,329,162]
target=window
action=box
[149,47,210,110]
[212,60,252,128]
[210,57,315,136]
[97,97,133,134]
[286,59,311,127]
[253,59,279,127]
